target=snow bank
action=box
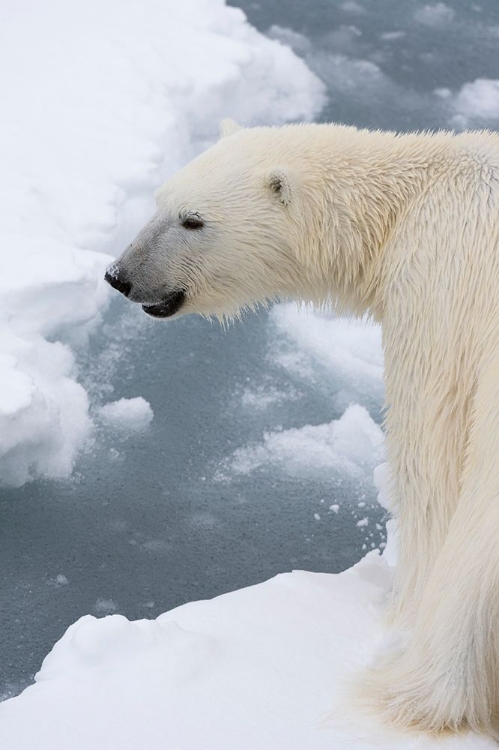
[0,0,325,486]
[0,549,491,749]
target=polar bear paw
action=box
[356,650,499,742]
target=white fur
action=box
[112,123,499,740]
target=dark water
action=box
[2,0,499,699]
[0,298,384,699]
[233,0,499,131]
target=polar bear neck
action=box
[280,125,473,320]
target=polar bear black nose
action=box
[104,264,132,298]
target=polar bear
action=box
[105,121,499,740]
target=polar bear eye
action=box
[181,215,204,230]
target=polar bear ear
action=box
[267,168,293,206]
[219,118,243,139]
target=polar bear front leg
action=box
[365,367,499,739]
[366,499,499,738]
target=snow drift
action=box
[0,0,325,486]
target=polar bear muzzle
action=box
[104,255,187,319]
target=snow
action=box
[436,77,499,130]
[271,304,384,410]
[224,404,384,479]
[0,523,493,748]
[452,79,499,123]
[0,0,325,487]
[218,307,384,508]
[433,76,499,129]
[272,306,383,388]
[98,397,154,433]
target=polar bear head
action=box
[105,121,377,320]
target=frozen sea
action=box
[1,0,499,700]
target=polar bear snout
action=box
[104,262,132,298]
[105,256,188,319]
